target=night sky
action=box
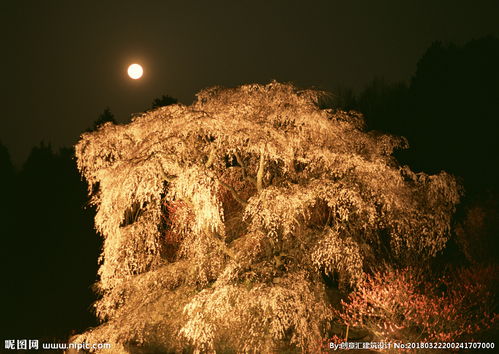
[1,0,499,166]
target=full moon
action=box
[127,63,143,79]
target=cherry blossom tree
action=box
[73,82,460,352]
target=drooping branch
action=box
[256,149,265,193]
[205,147,216,168]
[234,151,257,185]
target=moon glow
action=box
[127,63,143,79]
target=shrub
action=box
[336,266,498,344]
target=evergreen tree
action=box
[89,108,117,132]
[151,94,178,109]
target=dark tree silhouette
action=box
[355,78,409,135]
[0,142,17,338]
[151,94,178,109]
[343,36,499,194]
[90,108,117,132]
[0,141,14,179]
[406,36,499,190]
[1,142,99,341]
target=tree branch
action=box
[157,161,177,182]
[218,179,248,207]
[205,147,216,168]
[256,149,265,193]
[211,234,237,260]
[234,152,257,185]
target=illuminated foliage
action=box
[336,266,498,343]
[73,82,460,352]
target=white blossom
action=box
[73,82,460,352]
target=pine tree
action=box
[74,82,460,352]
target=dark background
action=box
[0,0,498,345]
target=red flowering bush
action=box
[336,266,498,343]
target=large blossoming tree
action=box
[73,82,460,352]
